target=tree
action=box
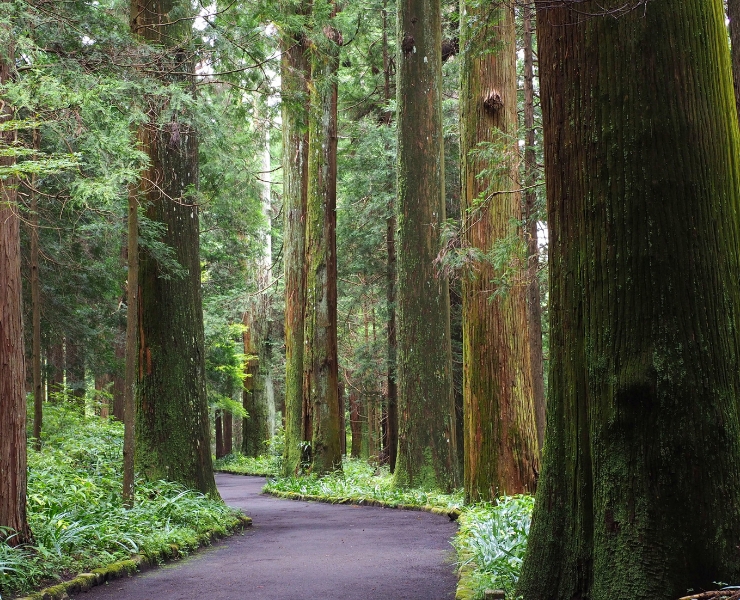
[281,0,311,476]
[0,22,31,544]
[516,0,740,596]
[459,0,539,502]
[131,0,218,496]
[728,0,740,120]
[394,0,458,491]
[303,0,342,474]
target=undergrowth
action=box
[214,453,281,477]
[1,404,244,599]
[452,496,534,599]
[264,458,464,512]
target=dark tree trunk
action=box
[242,316,267,457]
[349,388,362,458]
[460,1,539,501]
[215,410,224,459]
[517,0,740,596]
[131,0,217,497]
[223,410,233,456]
[395,0,458,491]
[30,128,42,448]
[281,0,311,476]
[0,32,31,543]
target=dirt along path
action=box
[72,473,458,600]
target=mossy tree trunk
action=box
[242,315,269,457]
[0,29,31,544]
[395,0,458,491]
[728,0,740,120]
[281,0,311,476]
[304,0,342,474]
[131,0,217,497]
[459,0,540,502]
[516,0,740,596]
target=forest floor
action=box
[67,473,458,600]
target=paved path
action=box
[72,474,458,600]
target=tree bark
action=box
[242,316,267,457]
[281,0,311,476]
[0,32,31,543]
[131,0,217,497]
[728,0,740,120]
[460,1,540,502]
[215,410,224,459]
[223,410,232,455]
[304,2,342,474]
[516,0,740,596]
[395,0,458,491]
[522,2,546,453]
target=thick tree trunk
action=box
[242,317,267,457]
[281,0,311,476]
[0,35,31,543]
[131,0,217,497]
[517,0,740,597]
[395,0,458,491]
[304,3,342,474]
[522,3,546,452]
[460,1,539,502]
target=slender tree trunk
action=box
[522,2,546,453]
[242,317,267,457]
[304,1,342,474]
[31,128,43,448]
[281,0,311,476]
[215,410,224,459]
[0,32,31,543]
[382,0,398,473]
[349,387,362,458]
[131,0,217,496]
[48,340,64,397]
[395,0,458,491]
[122,186,138,507]
[460,1,539,501]
[223,410,232,455]
[517,0,740,596]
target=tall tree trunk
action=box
[304,1,342,474]
[131,0,217,497]
[281,0,311,476]
[242,316,267,457]
[395,0,458,491]
[516,0,740,596]
[31,128,43,448]
[522,2,546,453]
[349,386,362,458]
[122,185,138,507]
[0,32,31,543]
[382,0,398,473]
[459,1,539,502]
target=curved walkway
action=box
[72,473,458,600]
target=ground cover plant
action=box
[214,453,281,477]
[452,496,534,599]
[0,405,245,599]
[263,458,464,512]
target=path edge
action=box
[15,515,252,600]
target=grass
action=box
[214,453,281,477]
[1,404,246,599]
[263,458,464,512]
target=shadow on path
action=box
[72,473,458,600]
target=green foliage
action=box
[215,424,285,476]
[452,496,534,599]
[0,405,244,598]
[264,458,464,511]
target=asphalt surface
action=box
[72,473,458,600]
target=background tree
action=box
[459,0,539,502]
[516,0,740,596]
